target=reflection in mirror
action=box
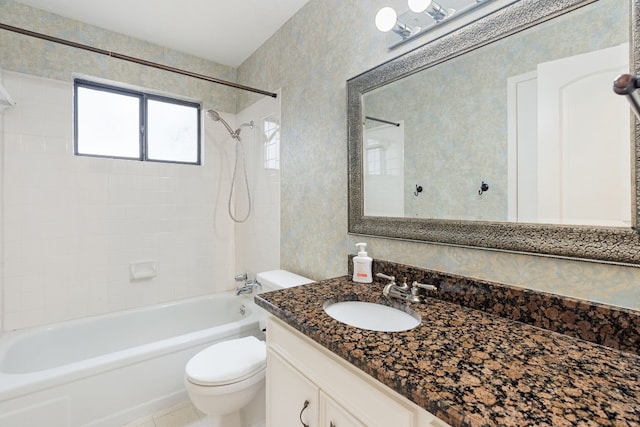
[348,0,640,266]
[363,0,630,227]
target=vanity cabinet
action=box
[320,392,366,427]
[266,317,451,427]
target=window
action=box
[263,116,280,170]
[74,79,201,164]
[365,144,383,176]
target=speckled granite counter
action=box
[255,276,640,427]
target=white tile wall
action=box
[234,92,281,279]
[2,71,240,330]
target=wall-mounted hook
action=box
[478,181,489,195]
[414,184,423,197]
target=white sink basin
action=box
[323,300,421,332]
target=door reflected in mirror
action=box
[362,0,630,227]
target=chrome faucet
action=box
[376,273,437,303]
[235,273,262,295]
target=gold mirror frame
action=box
[347,0,640,266]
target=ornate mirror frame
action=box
[348,0,640,266]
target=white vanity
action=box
[266,317,451,427]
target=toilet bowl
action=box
[185,336,266,426]
[184,270,313,427]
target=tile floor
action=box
[122,401,207,427]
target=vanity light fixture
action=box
[375,6,419,39]
[408,0,448,22]
[376,0,510,49]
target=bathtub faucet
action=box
[235,273,263,295]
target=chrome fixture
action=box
[376,272,396,283]
[206,109,254,223]
[376,273,437,303]
[411,281,437,293]
[375,0,513,49]
[613,74,640,121]
[206,109,254,141]
[235,273,263,295]
[408,0,448,22]
[375,6,419,39]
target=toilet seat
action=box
[186,336,266,387]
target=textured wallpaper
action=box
[0,0,238,114]
[237,0,640,311]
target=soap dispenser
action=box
[352,242,373,283]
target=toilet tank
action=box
[254,270,314,333]
[256,270,314,292]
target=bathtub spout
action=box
[236,279,262,295]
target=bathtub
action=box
[0,291,263,427]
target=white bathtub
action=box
[0,291,263,427]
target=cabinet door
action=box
[267,348,319,427]
[320,391,365,427]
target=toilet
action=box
[185,270,314,427]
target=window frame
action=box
[74,79,202,165]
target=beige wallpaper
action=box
[237,0,640,311]
[0,0,238,113]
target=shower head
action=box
[205,109,222,121]
[206,109,238,140]
[206,109,254,140]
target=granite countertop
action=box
[255,276,640,427]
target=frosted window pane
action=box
[147,99,199,163]
[76,87,140,158]
[263,116,280,170]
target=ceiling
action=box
[13,0,311,68]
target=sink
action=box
[323,300,421,332]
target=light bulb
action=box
[408,0,433,13]
[375,7,398,32]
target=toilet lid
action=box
[186,336,266,386]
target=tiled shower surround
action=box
[1,72,239,330]
[351,256,640,355]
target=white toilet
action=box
[184,270,313,427]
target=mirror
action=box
[348,0,640,266]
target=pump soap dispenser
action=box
[352,242,373,283]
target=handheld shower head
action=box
[206,109,237,139]
[205,109,222,121]
[206,109,255,140]
[205,109,253,223]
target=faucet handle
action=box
[376,272,395,282]
[235,273,248,282]
[411,281,437,292]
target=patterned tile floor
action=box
[121,401,266,427]
[121,401,208,427]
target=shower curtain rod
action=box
[364,116,400,127]
[0,22,278,98]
